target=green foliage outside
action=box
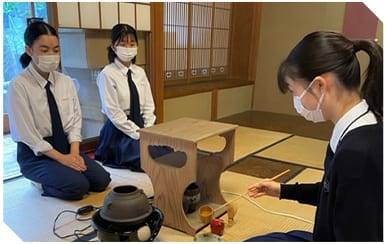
[3,2,47,112]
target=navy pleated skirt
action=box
[95,119,142,172]
[95,119,173,172]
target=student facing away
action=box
[7,21,111,200]
[246,31,382,241]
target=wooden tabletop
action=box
[139,117,238,142]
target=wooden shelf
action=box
[139,117,238,235]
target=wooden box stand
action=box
[139,118,237,235]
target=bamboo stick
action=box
[213,169,291,212]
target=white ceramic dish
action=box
[194,232,223,242]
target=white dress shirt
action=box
[329,99,378,153]
[7,63,82,155]
[97,59,156,139]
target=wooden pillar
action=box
[149,3,164,123]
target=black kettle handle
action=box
[146,207,164,241]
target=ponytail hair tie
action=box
[352,41,360,53]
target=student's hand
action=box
[61,153,87,172]
[247,180,281,198]
[71,153,86,171]
[43,148,87,172]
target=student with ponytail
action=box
[7,21,111,200]
[247,31,382,241]
[95,24,172,172]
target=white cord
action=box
[221,190,314,225]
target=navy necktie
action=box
[45,82,68,154]
[127,70,144,128]
[324,143,334,174]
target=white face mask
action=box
[293,79,326,123]
[33,55,60,73]
[115,46,137,62]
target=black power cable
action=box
[53,205,101,242]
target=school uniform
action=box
[7,64,111,200]
[95,59,171,172]
[246,100,382,241]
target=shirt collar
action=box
[27,63,56,88]
[114,58,134,75]
[330,99,369,153]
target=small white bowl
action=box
[194,232,223,242]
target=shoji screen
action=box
[164,2,188,80]
[212,2,231,75]
[163,2,231,83]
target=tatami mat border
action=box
[254,155,325,171]
[254,135,328,170]
[241,134,294,160]
[223,134,295,170]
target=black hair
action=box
[277,31,383,119]
[19,21,58,68]
[107,24,138,64]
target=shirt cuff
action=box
[31,140,53,156]
[67,133,82,144]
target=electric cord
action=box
[53,205,102,241]
[221,190,314,225]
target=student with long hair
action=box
[7,21,111,200]
[95,24,171,172]
[247,31,382,241]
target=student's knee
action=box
[91,171,111,192]
[63,177,90,200]
[42,179,90,200]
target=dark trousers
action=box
[17,141,111,200]
[244,230,313,242]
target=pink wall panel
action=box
[342,2,378,40]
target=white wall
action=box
[217,85,253,119]
[163,85,254,121]
[164,92,212,121]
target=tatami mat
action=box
[160,169,323,242]
[198,169,324,241]
[256,136,329,169]
[3,166,324,242]
[3,164,154,242]
[197,126,291,161]
[226,156,305,182]
[3,127,329,242]
[288,168,324,184]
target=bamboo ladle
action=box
[213,169,291,212]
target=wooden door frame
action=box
[148,3,164,123]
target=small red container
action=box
[210,218,225,236]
